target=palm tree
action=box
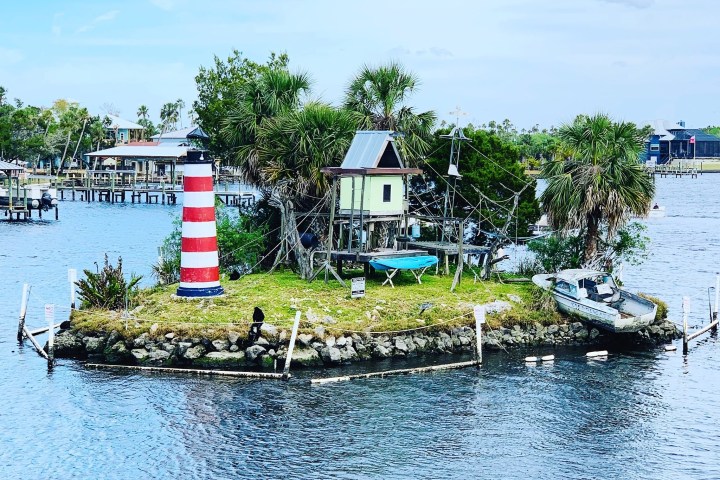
[255,102,361,278]
[136,105,149,121]
[175,99,185,128]
[540,113,655,266]
[343,62,436,161]
[159,102,179,133]
[221,68,311,185]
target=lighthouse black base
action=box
[176,285,225,297]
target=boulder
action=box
[290,347,322,367]
[133,333,149,348]
[256,337,270,347]
[260,323,278,337]
[320,346,342,363]
[313,326,326,340]
[53,331,85,358]
[212,339,230,351]
[145,349,171,366]
[83,336,106,354]
[325,336,336,347]
[245,345,267,362]
[194,351,246,368]
[131,348,149,363]
[298,333,314,346]
[183,344,206,360]
[373,345,391,358]
[229,345,240,352]
[340,345,358,362]
[176,342,192,357]
[104,341,130,363]
[165,332,176,341]
[394,337,409,353]
[227,331,241,345]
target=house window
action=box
[650,145,659,151]
[383,184,391,202]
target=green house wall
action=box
[339,175,404,215]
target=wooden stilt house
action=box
[322,131,422,251]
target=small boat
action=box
[529,214,551,235]
[648,204,665,218]
[0,184,58,210]
[532,269,657,333]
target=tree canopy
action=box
[540,113,655,265]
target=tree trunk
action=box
[270,192,311,279]
[583,213,600,267]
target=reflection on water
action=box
[1,177,719,479]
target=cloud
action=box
[51,12,64,36]
[598,0,654,9]
[76,9,120,33]
[0,47,23,65]
[149,0,174,11]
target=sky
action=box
[1,0,718,130]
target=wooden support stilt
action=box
[282,310,302,380]
[17,283,31,343]
[311,360,479,384]
[450,220,464,292]
[85,363,287,379]
[28,323,62,337]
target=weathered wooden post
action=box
[17,283,31,343]
[46,304,55,367]
[682,296,690,355]
[282,310,302,381]
[68,268,77,310]
[474,304,485,365]
[451,220,465,292]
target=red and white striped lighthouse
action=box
[176,150,224,297]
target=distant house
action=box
[646,120,720,164]
[150,126,209,148]
[105,115,144,145]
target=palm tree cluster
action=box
[540,113,655,266]
[215,62,435,277]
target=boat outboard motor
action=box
[41,192,54,210]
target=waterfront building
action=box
[150,126,209,147]
[104,115,145,145]
[646,120,720,164]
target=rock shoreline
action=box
[52,317,680,369]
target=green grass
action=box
[71,268,561,340]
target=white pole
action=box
[682,296,689,355]
[46,304,55,366]
[714,273,719,317]
[68,268,77,310]
[474,304,485,364]
[17,283,31,342]
[282,310,302,380]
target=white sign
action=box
[351,277,366,299]
[45,304,55,323]
[473,304,486,324]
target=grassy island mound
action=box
[71,270,561,340]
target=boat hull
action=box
[533,273,657,333]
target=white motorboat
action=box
[532,269,657,333]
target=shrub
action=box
[638,293,668,322]
[76,254,142,310]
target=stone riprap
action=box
[51,316,680,369]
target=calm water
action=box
[1,178,719,479]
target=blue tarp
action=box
[369,255,439,271]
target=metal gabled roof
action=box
[83,145,190,158]
[340,131,404,170]
[105,115,144,130]
[0,160,25,171]
[669,128,720,142]
[151,125,208,140]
